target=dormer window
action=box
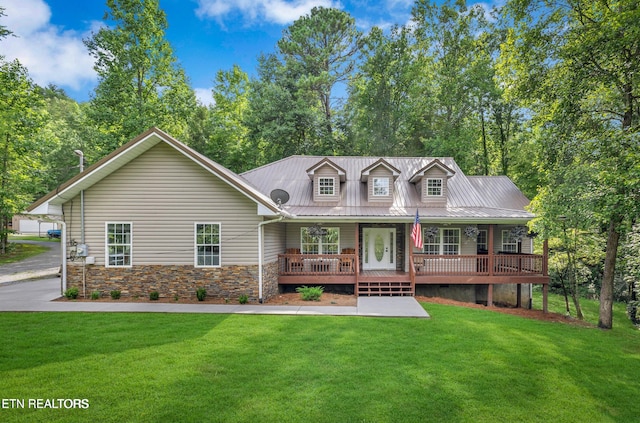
[373,177,389,196]
[409,159,455,207]
[426,178,443,196]
[306,158,346,203]
[318,177,335,196]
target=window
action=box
[423,228,460,255]
[106,223,132,267]
[195,223,220,267]
[501,230,518,253]
[426,178,443,196]
[301,227,339,254]
[373,177,389,196]
[477,230,488,253]
[318,177,335,196]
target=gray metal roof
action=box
[241,156,534,223]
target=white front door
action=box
[363,228,396,270]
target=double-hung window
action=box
[106,223,132,267]
[501,230,518,253]
[423,228,460,255]
[195,223,221,267]
[373,177,389,196]
[318,177,335,196]
[426,178,443,196]
[301,227,339,254]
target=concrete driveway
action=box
[0,240,61,283]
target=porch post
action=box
[488,224,495,276]
[543,283,548,313]
[543,238,549,276]
[487,284,493,307]
[355,223,359,288]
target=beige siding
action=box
[312,165,341,202]
[263,222,286,262]
[422,168,448,207]
[367,167,394,202]
[63,143,261,266]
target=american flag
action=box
[411,209,422,249]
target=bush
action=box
[90,291,100,300]
[196,288,207,301]
[296,285,324,301]
[238,294,249,304]
[110,290,121,300]
[149,291,160,301]
[64,287,79,300]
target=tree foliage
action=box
[84,0,196,153]
[0,59,46,253]
[504,0,640,328]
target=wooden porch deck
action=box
[277,252,549,308]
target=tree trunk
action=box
[599,215,622,329]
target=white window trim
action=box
[372,177,390,196]
[426,178,443,197]
[105,222,133,268]
[477,229,488,252]
[317,177,335,196]
[194,222,222,268]
[423,228,460,255]
[300,227,340,255]
[501,230,518,253]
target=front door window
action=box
[363,228,396,270]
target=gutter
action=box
[257,215,284,303]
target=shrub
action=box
[296,285,324,301]
[90,291,100,300]
[196,288,207,301]
[110,290,121,300]
[64,287,79,300]
[149,291,160,301]
[238,294,249,304]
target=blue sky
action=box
[0,1,493,105]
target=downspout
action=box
[258,216,284,303]
[60,221,67,294]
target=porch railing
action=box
[278,254,357,276]
[412,253,546,276]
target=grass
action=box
[0,243,50,265]
[0,298,638,422]
[8,234,60,243]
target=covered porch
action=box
[276,223,550,311]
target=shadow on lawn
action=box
[0,312,230,372]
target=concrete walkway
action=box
[0,277,430,318]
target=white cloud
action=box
[0,0,97,91]
[195,0,340,25]
[194,87,215,107]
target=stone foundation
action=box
[67,262,279,302]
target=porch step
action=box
[357,281,414,297]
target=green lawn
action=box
[0,243,49,265]
[0,299,638,422]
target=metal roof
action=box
[242,156,534,223]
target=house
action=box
[26,128,549,310]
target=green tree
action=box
[84,0,196,153]
[503,0,640,329]
[277,7,362,153]
[348,26,428,156]
[246,53,320,163]
[0,59,45,253]
[0,6,12,40]
[411,0,487,172]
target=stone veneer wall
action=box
[67,261,280,302]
